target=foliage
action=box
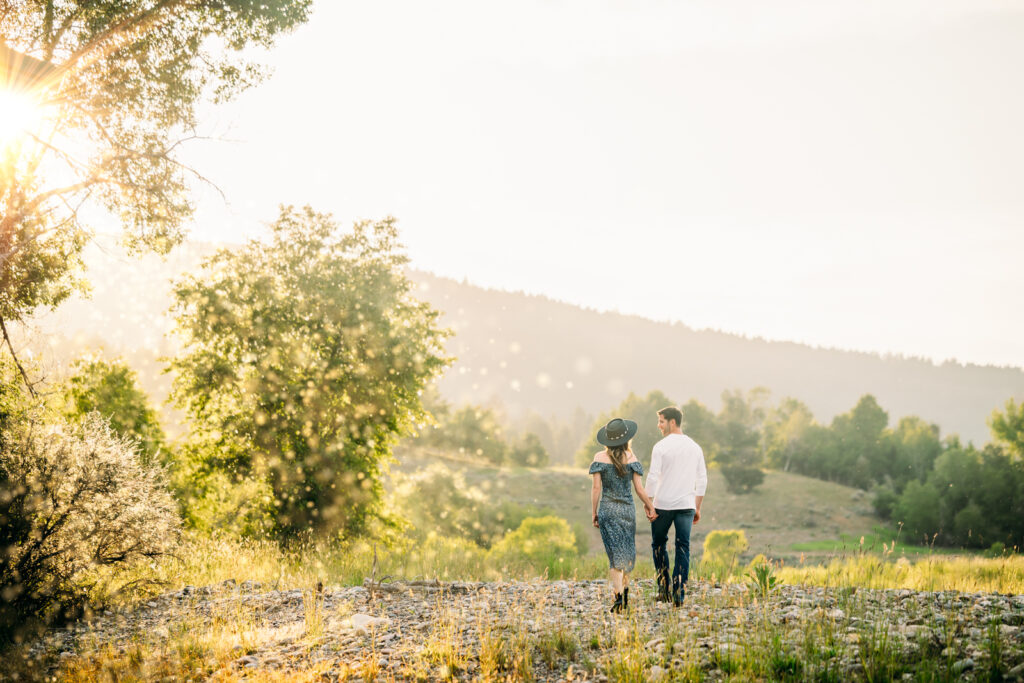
[574,390,674,468]
[422,404,509,464]
[414,397,549,467]
[508,432,550,468]
[168,206,450,539]
[761,397,815,471]
[721,464,765,494]
[701,529,748,580]
[389,463,553,548]
[488,516,580,572]
[0,414,179,643]
[990,398,1024,460]
[60,357,166,464]
[746,557,782,598]
[0,1,311,327]
[892,480,941,544]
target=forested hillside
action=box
[30,238,1024,445]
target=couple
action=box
[589,406,708,613]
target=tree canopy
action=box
[0,0,311,382]
[168,206,450,538]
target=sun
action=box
[0,89,43,147]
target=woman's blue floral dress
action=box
[589,460,644,572]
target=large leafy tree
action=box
[168,206,450,538]
[0,0,311,389]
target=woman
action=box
[590,417,657,613]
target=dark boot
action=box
[655,579,672,603]
[623,587,629,610]
[673,584,686,608]
[610,593,623,614]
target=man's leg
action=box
[671,509,695,605]
[650,509,672,601]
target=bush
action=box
[720,464,765,494]
[489,516,579,574]
[0,415,180,643]
[701,529,748,581]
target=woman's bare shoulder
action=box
[625,450,639,463]
[592,451,611,464]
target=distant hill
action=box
[26,237,1024,446]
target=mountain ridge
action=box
[29,238,1024,445]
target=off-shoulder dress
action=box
[589,460,644,572]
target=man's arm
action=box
[645,444,663,506]
[693,445,708,523]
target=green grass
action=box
[789,529,965,557]
[778,553,1024,593]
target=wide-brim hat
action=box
[596,417,638,447]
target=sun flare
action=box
[0,89,42,147]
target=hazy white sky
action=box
[179,0,1024,369]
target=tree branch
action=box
[0,312,38,397]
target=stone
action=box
[952,658,975,674]
[351,613,389,633]
[648,665,666,681]
[237,655,259,668]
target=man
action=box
[645,405,708,607]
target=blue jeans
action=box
[651,508,695,600]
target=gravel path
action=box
[17,578,1024,681]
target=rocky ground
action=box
[13,578,1024,681]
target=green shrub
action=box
[720,465,765,494]
[489,516,579,574]
[1,415,180,643]
[701,529,748,580]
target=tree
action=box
[679,399,718,459]
[508,432,549,468]
[887,416,941,486]
[574,390,674,469]
[168,206,450,538]
[829,394,890,489]
[716,388,768,494]
[61,357,165,464]
[0,1,311,387]
[893,480,941,544]
[439,405,509,465]
[990,398,1024,460]
[762,397,815,472]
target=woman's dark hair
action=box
[605,442,630,477]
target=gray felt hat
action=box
[596,417,638,447]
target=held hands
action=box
[645,505,658,522]
[693,508,701,524]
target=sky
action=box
[178,0,1024,369]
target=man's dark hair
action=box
[657,406,683,428]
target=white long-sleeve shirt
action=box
[645,433,708,510]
